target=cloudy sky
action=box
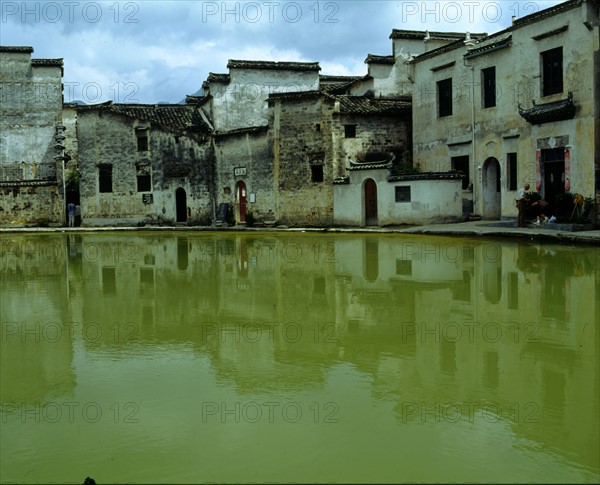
[2,0,564,103]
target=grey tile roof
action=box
[518,92,576,125]
[464,37,511,59]
[214,125,269,138]
[75,102,211,133]
[365,54,395,64]
[320,75,363,83]
[31,59,63,67]
[268,90,323,103]
[227,60,320,71]
[0,46,33,53]
[337,96,411,115]
[207,73,230,83]
[390,30,487,41]
[349,160,392,171]
[387,171,463,182]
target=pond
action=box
[1,232,598,484]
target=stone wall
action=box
[270,94,336,226]
[76,108,214,226]
[214,128,275,223]
[0,47,64,224]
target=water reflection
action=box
[1,233,598,483]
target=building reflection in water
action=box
[0,233,598,481]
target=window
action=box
[396,259,412,276]
[451,156,470,190]
[507,153,518,191]
[311,164,324,183]
[508,271,519,310]
[102,267,116,295]
[98,165,112,193]
[541,47,563,96]
[135,129,148,152]
[344,125,356,138]
[395,186,411,203]
[136,164,152,192]
[482,67,496,108]
[438,78,453,117]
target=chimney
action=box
[512,15,517,24]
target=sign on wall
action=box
[142,194,153,204]
[234,167,247,177]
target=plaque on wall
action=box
[234,167,247,177]
[142,194,153,204]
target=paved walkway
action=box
[1,220,599,245]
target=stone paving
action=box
[1,220,599,245]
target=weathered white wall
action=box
[210,65,320,132]
[410,2,598,219]
[334,169,463,226]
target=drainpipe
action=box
[463,57,477,215]
[471,64,476,213]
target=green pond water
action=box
[1,232,598,484]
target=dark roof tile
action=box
[227,60,320,71]
[75,102,211,133]
[337,96,411,115]
[0,46,33,53]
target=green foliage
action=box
[65,169,79,190]
[390,160,419,176]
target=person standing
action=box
[67,202,76,227]
[516,183,530,228]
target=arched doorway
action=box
[175,187,187,223]
[236,181,247,223]
[482,158,501,220]
[364,179,378,226]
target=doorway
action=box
[175,187,187,223]
[236,181,247,223]
[542,148,565,214]
[364,179,378,226]
[482,157,501,220]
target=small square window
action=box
[396,259,412,276]
[136,164,152,192]
[395,186,411,203]
[137,175,151,192]
[311,164,324,183]
[344,125,356,138]
[451,156,470,190]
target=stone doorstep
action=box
[480,221,595,232]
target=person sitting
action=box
[531,199,549,225]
